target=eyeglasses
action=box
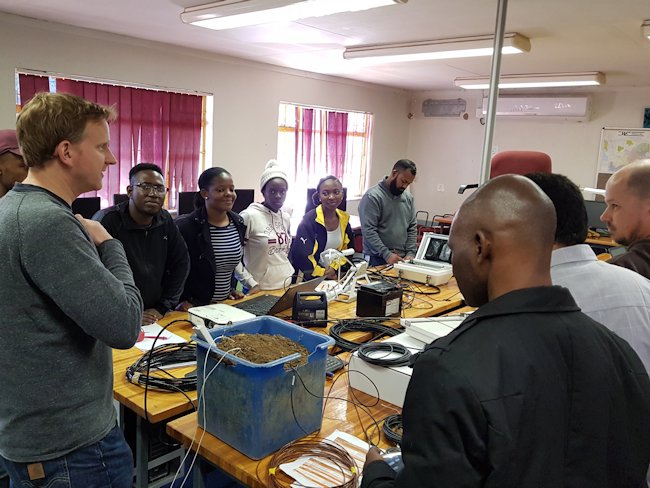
[135,183,167,195]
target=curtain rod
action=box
[280,101,371,115]
[16,68,213,97]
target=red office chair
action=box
[458,150,552,194]
[490,150,552,178]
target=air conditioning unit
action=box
[476,96,592,122]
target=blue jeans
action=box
[0,468,8,488]
[0,423,132,488]
[364,254,387,267]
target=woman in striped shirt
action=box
[176,167,259,310]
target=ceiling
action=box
[1,0,649,91]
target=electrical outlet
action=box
[437,184,444,192]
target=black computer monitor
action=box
[71,197,101,219]
[232,189,255,214]
[584,200,607,230]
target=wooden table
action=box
[448,305,476,315]
[432,215,453,235]
[585,235,619,247]
[115,277,462,487]
[114,279,461,419]
[241,277,463,351]
[322,277,463,322]
[433,216,454,225]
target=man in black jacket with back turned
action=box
[94,163,190,324]
[362,174,650,488]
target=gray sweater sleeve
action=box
[406,197,417,256]
[359,192,392,261]
[20,211,143,349]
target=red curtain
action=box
[18,74,50,106]
[294,107,348,181]
[18,74,202,208]
[168,93,202,208]
[299,108,315,176]
[326,111,348,178]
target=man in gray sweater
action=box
[0,92,142,487]
[359,159,418,266]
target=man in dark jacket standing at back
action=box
[94,163,189,324]
[362,174,650,488]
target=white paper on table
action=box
[133,323,188,352]
[279,430,369,488]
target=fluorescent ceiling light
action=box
[182,0,406,31]
[454,72,606,89]
[343,33,530,63]
[582,187,606,196]
[643,20,650,40]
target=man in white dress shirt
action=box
[527,172,650,374]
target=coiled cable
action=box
[267,437,359,488]
[329,320,401,352]
[357,342,412,368]
[382,414,403,445]
[126,342,197,393]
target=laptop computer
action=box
[232,276,326,316]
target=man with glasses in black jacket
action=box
[94,163,190,324]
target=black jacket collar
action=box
[427,286,580,353]
[116,200,165,231]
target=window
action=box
[16,71,211,209]
[276,102,373,214]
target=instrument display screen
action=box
[421,235,452,264]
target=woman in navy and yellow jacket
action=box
[290,175,355,281]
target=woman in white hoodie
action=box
[240,160,295,290]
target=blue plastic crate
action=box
[192,316,334,460]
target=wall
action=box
[406,88,650,217]
[0,13,411,214]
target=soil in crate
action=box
[218,333,309,370]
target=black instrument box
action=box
[356,281,403,317]
[293,292,328,327]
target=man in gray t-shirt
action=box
[359,159,418,266]
[0,92,142,487]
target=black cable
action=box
[124,319,194,423]
[407,279,442,296]
[126,342,198,392]
[382,414,403,445]
[329,320,401,352]
[290,366,384,447]
[357,342,412,367]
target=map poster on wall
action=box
[594,128,650,199]
[597,128,650,175]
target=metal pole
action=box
[478,0,508,184]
